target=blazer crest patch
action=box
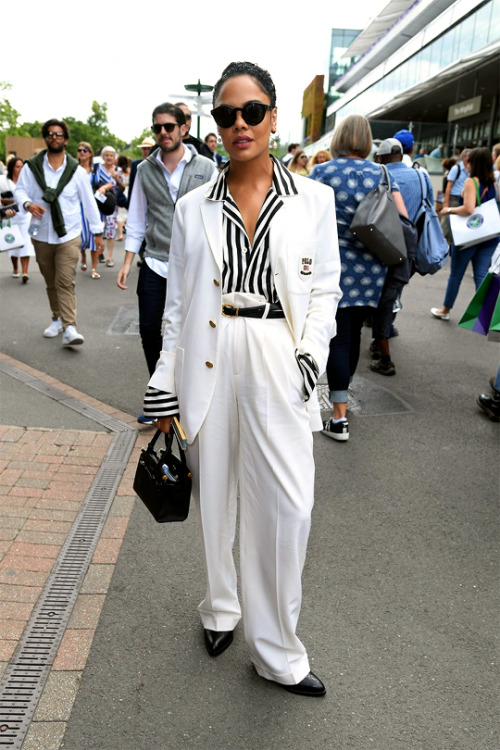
[300,257,313,276]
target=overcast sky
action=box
[3,0,386,146]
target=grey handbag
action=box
[349,164,407,266]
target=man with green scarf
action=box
[16,119,104,346]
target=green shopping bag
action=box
[458,272,500,336]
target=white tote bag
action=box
[0,221,24,252]
[449,198,500,250]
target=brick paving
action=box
[0,353,152,749]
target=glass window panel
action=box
[487,0,500,44]
[440,28,454,68]
[472,3,490,50]
[429,36,443,78]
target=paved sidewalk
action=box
[0,353,151,750]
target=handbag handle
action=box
[472,177,488,206]
[378,164,392,191]
[146,428,188,468]
[473,177,481,206]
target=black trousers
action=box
[136,262,167,377]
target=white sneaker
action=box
[430,307,450,320]
[62,325,84,346]
[43,318,63,338]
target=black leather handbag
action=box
[133,429,192,523]
[350,164,408,266]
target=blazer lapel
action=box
[200,198,223,272]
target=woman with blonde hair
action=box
[288,149,310,175]
[308,149,330,170]
[310,113,407,442]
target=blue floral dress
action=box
[310,157,399,308]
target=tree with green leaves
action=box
[0,85,127,161]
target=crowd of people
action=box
[0,59,499,700]
[1,98,498,415]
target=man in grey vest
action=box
[117,102,216,423]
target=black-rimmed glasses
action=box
[211,101,273,129]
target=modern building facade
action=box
[327,28,362,112]
[309,0,500,155]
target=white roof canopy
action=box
[343,0,416,58]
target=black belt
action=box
[221,302,285,319]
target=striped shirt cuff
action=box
[143,387,179,418]
[295,351,319,402]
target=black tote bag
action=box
[133,429,192,523]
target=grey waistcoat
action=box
[137,152,215,261]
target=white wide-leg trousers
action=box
[187,315,315,685]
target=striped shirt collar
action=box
[206,155,298,201]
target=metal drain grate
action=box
[0,358,137,748]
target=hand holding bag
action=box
[449,179,500,249]
[133,428,192,522]
[349,164,408,266]
[0,220,24,252]
[92,165,117,217]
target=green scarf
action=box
[26,150,79,238]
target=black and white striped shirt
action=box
[144,157,318,419]
[210,156,296,301]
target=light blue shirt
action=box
[447,161,469,196]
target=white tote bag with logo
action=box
[0,221,24,252]
[449,183,500,250]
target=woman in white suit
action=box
[144,62,342,696]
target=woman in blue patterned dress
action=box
[77,142,101,279]
[309,114,407,442]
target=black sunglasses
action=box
[77,148,89,153]
[152,122,179,134]
[211,101,273,129]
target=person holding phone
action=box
[143,62,341,696]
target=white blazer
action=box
[149,174,342,442]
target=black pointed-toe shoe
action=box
[282,671,326,696]
[204,629,234,657]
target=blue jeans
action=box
[136,262,167,376]
[326,306,370,403]
[494,366,500,392]
[443,240,496,309]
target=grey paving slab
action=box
[0,371,107,431]
[33,672,82,721]
[22,721,66,750]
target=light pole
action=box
[184,80,214,138]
